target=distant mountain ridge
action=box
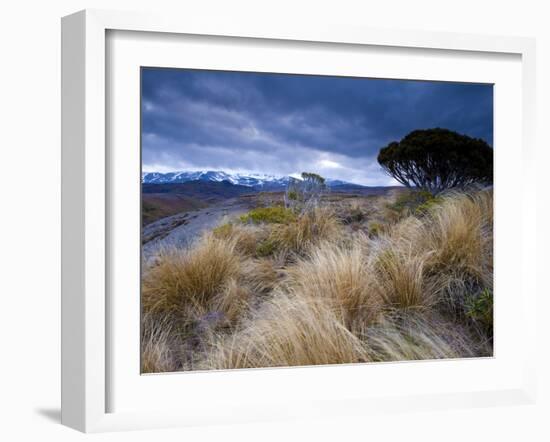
[141,170,361,190]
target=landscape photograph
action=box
[140,67,494,373]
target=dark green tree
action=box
[377,128,493,194]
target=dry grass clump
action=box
[420,190,493,314]
[367,190,493,315]
[284,241,382,329]
[365,217,433,311]
[371,245,436,310]
[142,235,242,318]
[425,190,493,282]
[363,312,486,362]
[212,222,267,256]
[201,293,371,370]
[240,258,282,296]
[209,279,251,325]
[141,314,179,373]
[333,198,371,226]
[269,207,344,255]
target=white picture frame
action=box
[61,9,537,433]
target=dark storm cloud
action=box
[141,68,493,186]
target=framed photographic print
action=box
[61,9,537,432]
[139,67,495,374]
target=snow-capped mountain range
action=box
[141,170,360,190]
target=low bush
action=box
[465,288,493,335]
[255,238,278,257]
[239,206,296,224]
[367,221,384,237]
[287,190,298,201]
[211,222,233,237]
[384,189,440,222]
[414,195,444,215]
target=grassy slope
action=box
[141,188,493,373]
[142,181,255,199]
[142,193,207,226]
[142,181,261,225]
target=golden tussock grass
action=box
[240,258,281,295]
[142,235,242,318]
[371,245,436,310]
[284,241,382,329]
[201,293,371,370]
[142,189,493,372]
[408,190,493,313]
[362,311,488,362]
[212,222,267,256]
[209,279,252,325]
[141,314,179,373]
[424,190,493,285]
[269,207,344,255]
[368,189,493,313]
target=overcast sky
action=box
[141,68,493,186]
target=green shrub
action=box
[414,195,444,215]
[256,238,278,257]
[385,189,441,220]
[368,222,383,237]
[465,288,493,333]
[212,222,233,237]
[240,207,296,225]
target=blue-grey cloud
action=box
[142,68,493,186]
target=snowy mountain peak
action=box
[141,170,362,189]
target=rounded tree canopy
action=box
[301,172,326,185]
[377,128,493,194]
